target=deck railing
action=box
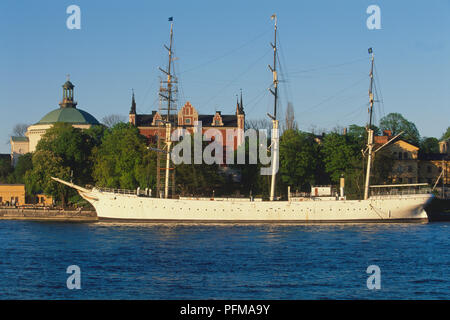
[369,184,431,196]
[96,187,137,195]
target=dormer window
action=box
[211,112,223,126]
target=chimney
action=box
[383,130,392,137]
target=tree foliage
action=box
[321,133,361,183]
[174,133,226,196]
[92,122,156,190]
[245,118,271,131]
[11,123,29,137]
[0,158,12,183]
[25,150,72,203]
[8,153,33,184]
[441,127,450,141]
[24,123,102,206]
[101,114,127,128]
[35,123,98,185]
[420,137,440,154]
[283,103,298,132]
[379,113,420,146]
[279,129,319,192]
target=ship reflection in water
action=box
[1,220,450,299]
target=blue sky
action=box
[1,0,449,153]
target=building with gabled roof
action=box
[372,130,449,187]
[129,92,245,150]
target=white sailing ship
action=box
[53,16,433,222]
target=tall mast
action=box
[158,17,176,199]
[364,48,375,200]
[268,14,279,201]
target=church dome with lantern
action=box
[24,77,100,152]
[37,80,99,126]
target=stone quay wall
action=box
[0,207,98,222]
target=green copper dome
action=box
[37,78,100,125]
[37,107,100,125]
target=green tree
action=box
[420,137,440,154]
[36,122,99,186]
[8,153,33,184]
[279,129,319,192]
[92,122,156,190]
[24,122,103,206]
[379,113,420,146]
[231,134,271,198]
[320,132,368,199]
[441,127,450,141]
[0,158,12,183]
[347,124,380,147]
[24,150,72,205]
[174,133,225,196]
[321,133,361,183]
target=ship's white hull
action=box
[79,189,432,223]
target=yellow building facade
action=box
[382,140,420,184]
[0,184,53,206]
[0,184,26,206]
[375,132,449,188]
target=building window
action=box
[398,178,403,183]
[427,166,432,173]
[408,166,412,173]
[403,152,408,159]
[408,178,413,184]
[427,178,432,185]
[185,118,191,125]
[399,153,402,160]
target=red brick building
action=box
[129,93,245,151]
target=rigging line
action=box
[309,103,367,128]
[277,51,291,114]
[173,59,185,106]
[246,86,270,106]
[200,48,272,109]
[285,57,368,75]
[178,26,272,75]
[299,76,368,115]
[276,30,293,105]
[245,87,271,115]
[373,62,385,119]
[139,77,158,110]
[139,95,159,115]
[373,80,381,125]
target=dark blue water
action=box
[0,220,449,299]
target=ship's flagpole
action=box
[268,14,279,201]
[364,48,375,200]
